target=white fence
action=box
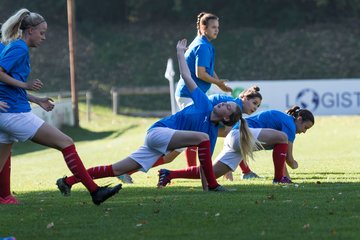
[31,91,91,128]
[31,99,74,128]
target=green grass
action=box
[1,104,360,239]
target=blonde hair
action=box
[1,8,45,44]
[238,118,263,164]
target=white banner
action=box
[208,79,360,115]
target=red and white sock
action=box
[273,143,288,181]
[65,164,115,186]
[197,140,218,189]
[239,160,251,174]
[62,145,98,192]
[185,147,197,167]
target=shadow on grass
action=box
[11,124,138,156]
[291,172,360,180]
[5,181,360,205]
[2,182,360,240]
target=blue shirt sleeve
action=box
[0,46,27,73]
[281,122,296,143]
[191,88,213,112]
[195,44,212,69]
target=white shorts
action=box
[0,112,44,143]
[216,128,261,171]
[129,127,176,172]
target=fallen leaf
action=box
[47,222,54,229]
[303,224,310,229]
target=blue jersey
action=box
[0,39,31,113]
[175,36,215,98]
[208,94,243,111]
[150,88,218,155]
[0,43,4,52]
[234,110,296,143]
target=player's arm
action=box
[28,94,55,112]
[285,142,298,169]
[196,67,232,92]
[177,39,197,93]
[0,67,43,91]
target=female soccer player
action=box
[174,12,232,166]
[157,106,315,186]
[56,39,258,193]
[117,86,262,184]
[0,8,121,205]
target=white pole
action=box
[165,58,176,114]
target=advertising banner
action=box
[208,79,360,115]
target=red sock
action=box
[239,160,251,174]
[185,147,197,167]
[62,145,98,192]
[66,164,115,186]
[197,140,218,188]
[0,155,11,197]
[169,166,200,179]
[273,143,288,181]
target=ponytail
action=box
[1,8,45,44]
[238,118,263,164]
[239,85,262,101]
[286,105,315,125]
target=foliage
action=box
[1,0,360,111]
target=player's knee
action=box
[195,132,209,143]
[278,132,288,143]
[62,135,74,148]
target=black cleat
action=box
[91,184,122,205]
[56,176,72,196]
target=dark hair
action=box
[286,105,315,124]
[239,85,262,101]
[222,105,241,126]
[196,12,219,36]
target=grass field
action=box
[1,104,360,240]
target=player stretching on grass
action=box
[157,106,315,186]
[56,39,258,193]
[118,85,262,184]
[0,9,121,205]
